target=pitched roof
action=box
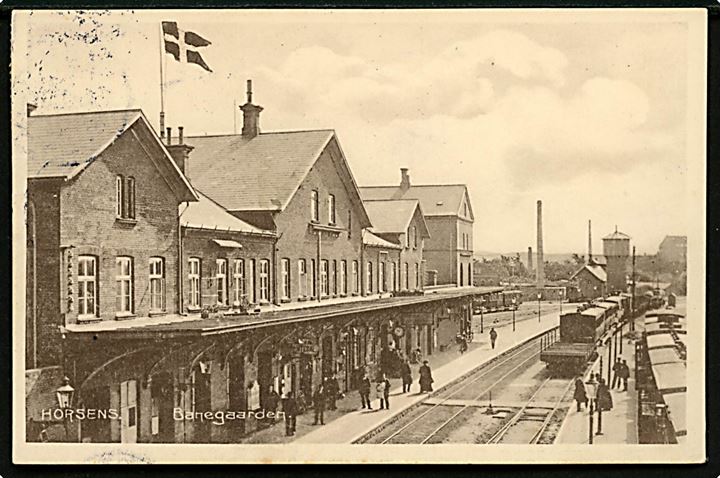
[359,184,471,218]
[180,191,275,236]
[362,230,402,249]
[363,199,430,237]
[186,130,335,211]
[28,109,197,201]
[571,264,607,282]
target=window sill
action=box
[115,217,137,226]
[297,296,308,302]
[280,298,291,304]
[339,293,347,298]
[186,306,202,313]
[351,292,360,297]
[114,312,136,321]
[148,310,167,317]
[258,300,270,306]
[77,316,101,324]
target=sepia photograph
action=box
[11,7,706,464]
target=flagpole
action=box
[159,22,166,140]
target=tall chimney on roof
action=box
[240,79,263,139]
[400,168,410,190]
[166,125,194,178]
[588,219,593,264]
[536,200,545,288]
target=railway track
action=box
[357,335,551,444]
[484,376,574,444]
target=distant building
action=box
[570,264,607,299]
[603,228,630,294]
[658,235,687,266]
[360,168,474,287]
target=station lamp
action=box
[56,376,75,410]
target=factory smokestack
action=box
[536,200,545,288]
[527,246,533,272]
[588,219,593,263]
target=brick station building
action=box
[25,89,476,444]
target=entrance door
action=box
[321,336,334,378]
[151,373,175,443]
[228,353,246,435]
[120,380,137,443]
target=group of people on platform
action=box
[573,357,632,415]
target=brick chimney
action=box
[27,103,37,116]
[165,126,194,178]
[240,79,263,139]
[400,168,410,190]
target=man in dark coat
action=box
[401,359,413,393]
[573,377,588,412]
[419,360,434,393]
[597,378,613,411]
[265,387,280,425]
[324,374,339,411]
[359,372,372,409]
[611,358,622,389]
[312,384,325,425]
[379,375,391,409]
[619,359,630,391]
[282,392,298,436]
[489,328,498,349]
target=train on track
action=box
[472,290,523,314]
[540,294,630,375]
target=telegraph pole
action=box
[631,246,636,331]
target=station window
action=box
[115,256,134,314]
[188,258,201,308]
[149,257,165,312]
[78,255,98,319]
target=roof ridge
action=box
[360,183,467,188]
[186,129,335,139]
[30,108,143,118]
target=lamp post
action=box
[480,297,485,334]
[558,288,564,315]
[537,293,542,322]
[56,376,75,441]
[585,375,597,444]
[596,374,604,436]
[511,297,517,332]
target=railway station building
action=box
[25,90,476,444]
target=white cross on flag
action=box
[162,21,212,72]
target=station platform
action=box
[291,308,563,444]
[556,320,639,445]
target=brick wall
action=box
[59,124,182,324]
[423,216,458,285]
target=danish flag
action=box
[162,21,212,72]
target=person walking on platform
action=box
[612,358,622,390]
[619,359,630,391]
[283,392,298,436]
[324,374,339,411]
[573,377,588,412]
[597,378,613,412]
[419,360,434,393]
[264,386,280,425]
[359,372,372,409]
[401,359,413,393]
[489,327,498,349]
[312,384,325,425]
[378,375,391,410]
[458,334,468,354]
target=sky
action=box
[12,9,703,255]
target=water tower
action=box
[603,227,630,294]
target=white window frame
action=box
[415,263,420,290]
[352,260,359,294]
[188,258,201,308]
[320,259,329,297]
[340,260,347,295]
[149,257,165,312]
[366,261,373,294]
[78,256,98,319]
[126,176,136,219]
[216,258,228,305]
[281,258,290,300]
[310,259,316,298]
[115,176,124,217]
[379,260,385,293]
[413,226,418,249]
[404,262,409,290]
[311,190,319,222]
[233,259,245,304]
[332,260,337,295]
[328,194,336,224]
[298,259,307,298]
[116,256,133,314]
[247,259,256,303]
[259,259,270,302]
[390,261,396,292]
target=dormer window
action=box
[311,190,319,222]
[328,194,336,224]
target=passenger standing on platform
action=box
[359,373,372,410]
[283,392,298,436]
[419,360,434,392]
[612,358,622,389]
[597,378,613,411]
[378,375,391,409]
[265,387,280,425]
[325,374,339,411]
[401,359,413,393]
[619,359,630,391]
[489,328,498,349]
[458,334,468,354]
[312,384,325,425]
[573,378,588,412]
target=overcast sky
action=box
[13,9,703,254]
